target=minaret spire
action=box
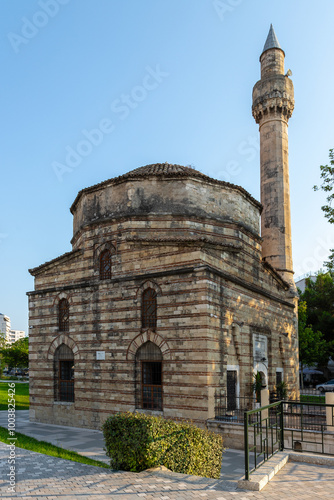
[252,26,295,289]
[262,24,283,54]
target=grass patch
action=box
[300,394,325,404]
[1,375,29,380]
[0,426,109,468]
[0,382,29,410]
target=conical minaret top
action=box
[259,24,286,78]
[252,25,296,290]
[262,24,283,54]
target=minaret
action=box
[252,25,295,289]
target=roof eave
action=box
[29,249,82,276]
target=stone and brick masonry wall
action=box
[28,173,298,429]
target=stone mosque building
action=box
[28,26,299,429]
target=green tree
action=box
[314,149,334,270]
[0,335,7,378]
[314,149,334,223]
[298,300,327,389]
[0,337,29,371]
[300,273,334,355]
[324,252,334,273]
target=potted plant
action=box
[275,380,288,401]
[252,372,263,405]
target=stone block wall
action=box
[28,168,298,429]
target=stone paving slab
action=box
[0,442,246,499]
[1,411,334,498]
[0,410,109,463]
[237,452,289,491]
[1,441,334,499]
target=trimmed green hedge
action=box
[102,412,223,479]
[300,394,325,404]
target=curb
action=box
[237,452,289,491]
[237,451,334,491]
[289,452,334,467]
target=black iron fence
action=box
[283,400,327,431]
[243,400,334,480]
[215,392,329,424]
[283,400,334,455]
[215,394,259,423]
[300,388,321,396]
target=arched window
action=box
[135,341,162,410]
[58,299,69,332]
[54,344,74,402]
[141,288,157,331]
[99,249,112,280]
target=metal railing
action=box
[244,400,334,480]
[284,400,326,430]
[215,394,258,423]
[283,400,334,454]
[244,401,283,480]
[300,388,323,395]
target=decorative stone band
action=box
[126,330,171,361]
[47,334,80,360]
[125,235,242,252]
[252,92,294,123]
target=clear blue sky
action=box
[1,0,333,332]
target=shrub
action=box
[102,412,223,479]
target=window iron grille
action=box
[100,249,112,279]
[141,288,157,330]
[54,344,74,402]
[142,361,162,410]
[59,360,74,402]
[136,341,162,361]
[135,341,162,410]
[276,371,283,386]
[58,299,69,332]
[227,370,237,411]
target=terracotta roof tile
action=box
[70,163,262,213]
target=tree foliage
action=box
[313,149,334,271]
[0,336,7,376]
[298,300,327,369]
[314,149,334,223]
[300,273,334,353]
[324,250,334,273]
[298,273,334,378]
[0,337,29,369]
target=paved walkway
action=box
[0,410,109,463]
[0,411,333,499]
[0,411,246,479]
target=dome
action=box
[70,162,260,214]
